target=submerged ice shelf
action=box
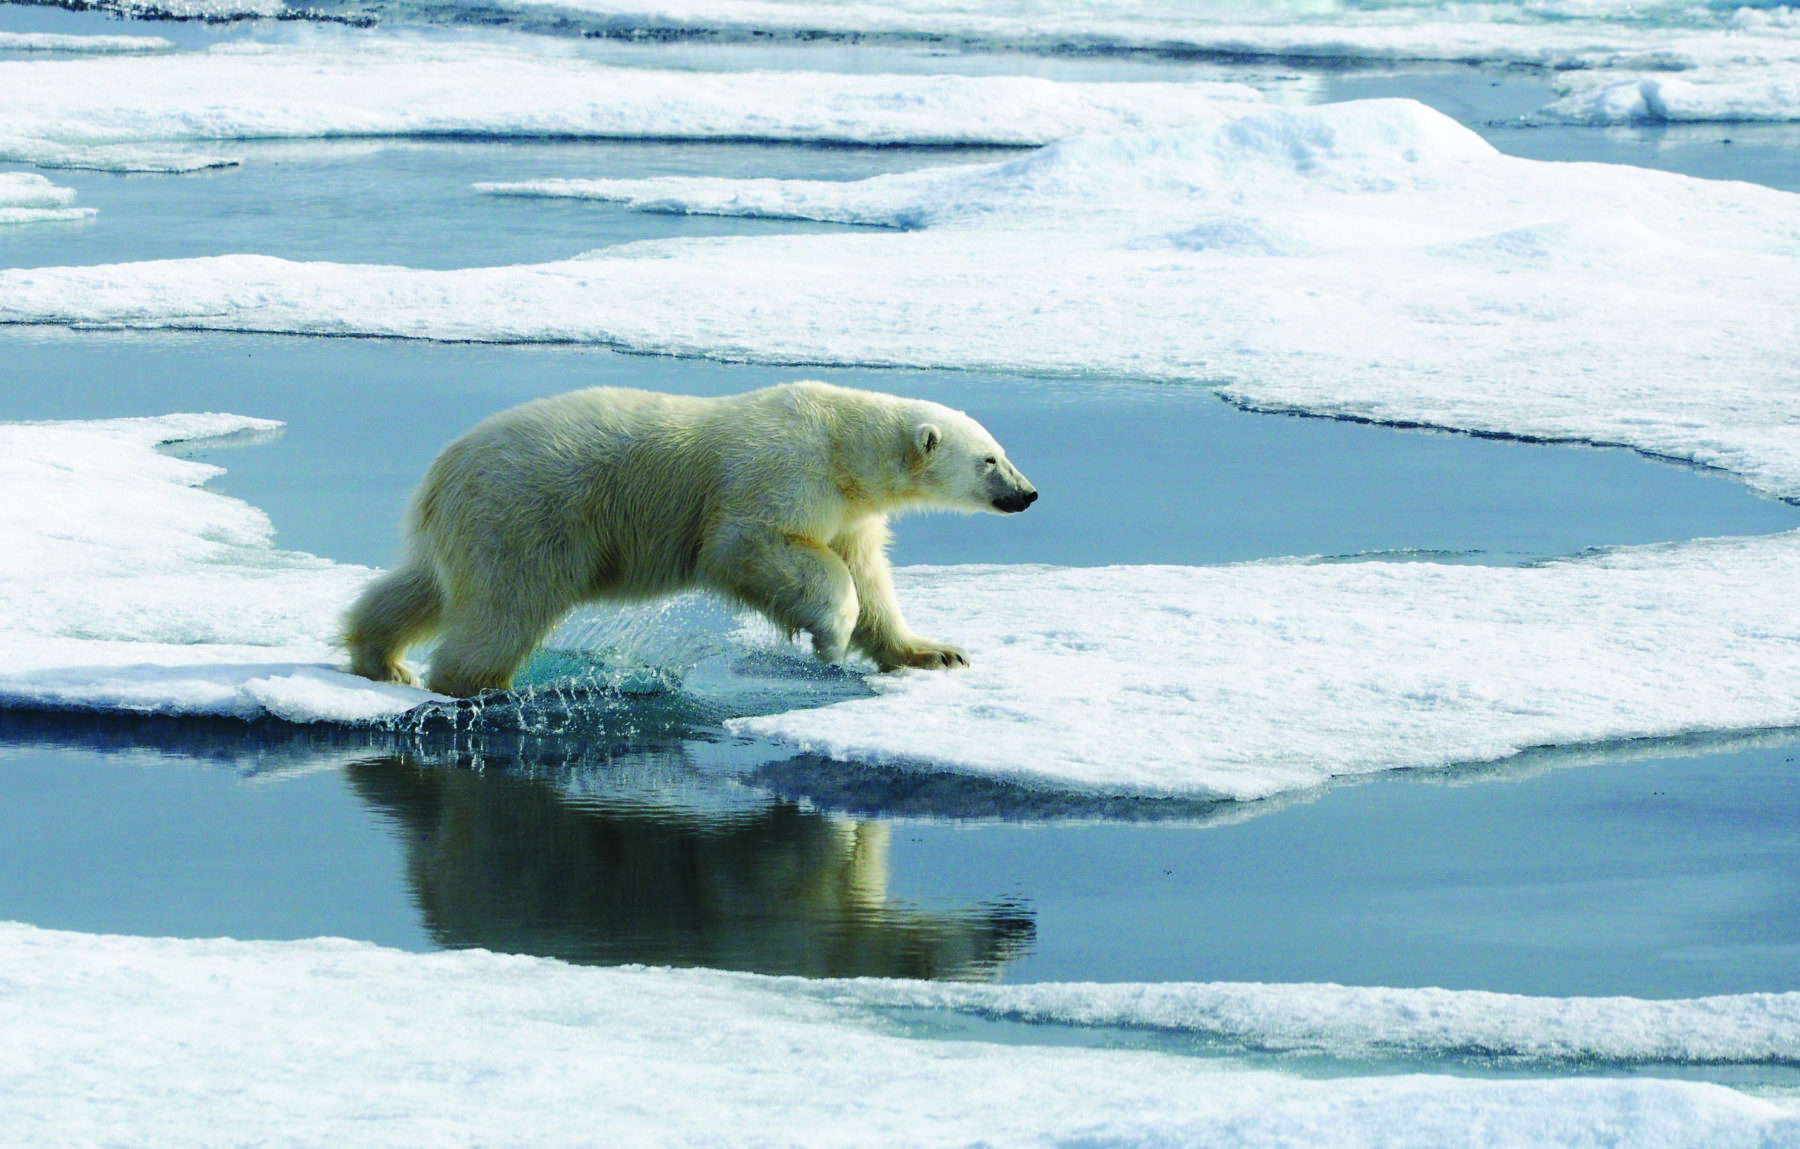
[4,413,1798,804]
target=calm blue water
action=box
[4,329,1796,571]
[4,7,1800,1022]
[0,140,1006,271]
[5,715,1798,998]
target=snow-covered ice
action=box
[1541,65,1800,124]
[67,0,285,17]
[816,976,1800,1066]
[731,546,1800,800]
[0,414,433,724]
[0,31,173,54]
[0,37,1260,151]
[0,172,94,226]
[488,0,1800,76]
[10,100,1799,498]
[0,135,239,174]
[2,922,1795,1146]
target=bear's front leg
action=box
[701,527,860,664]
[832,518,968,672]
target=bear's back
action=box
[414,388,726,598]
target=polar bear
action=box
[343,381,1037,698]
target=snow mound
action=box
[0,37,1261,151]
[0,414,436,723]
[3,922,1794,1146]
[482,101,1497,230]
[0,172,95,225]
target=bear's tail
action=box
[342,560,444,688]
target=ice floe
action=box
[0,414,434,724]
[73,0,286,17]
[1541,65,1800,124]
[0,135,240,174]
[0,31,173,53]
[3,922,1795,1146]
[731,544,1800,800]
[816,976,1800,1066]
[0,37,1260,150]
[9,100,1799,498]
[486,0,1800,75]
[0,172,94,225]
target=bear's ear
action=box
[916,424,942,456]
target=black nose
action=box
[994,489,1038,513]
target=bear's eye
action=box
[982,455,998,467]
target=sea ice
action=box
[0,32,173,53]
[0,172,94,225]
[496,0,1800,76]
[0,37,1261,151]
[2,922,1794,1146]
[731,546,1800,799]
[0,414,434,723]
[72,0,284,17]
[812,976,1800,1065]
[0,135,239,174]
[9,100,1799,498]
[1541,66,1800,124]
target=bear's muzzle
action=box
[992,488,1038,514]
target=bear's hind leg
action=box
[343,562,444,687]
[425,591,568,698]
[701,529,859,664]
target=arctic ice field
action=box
[4,0,1800,1143]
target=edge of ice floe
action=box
[9,919,1800,1069]
[0,31,174,54]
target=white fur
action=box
[343,382,1036,697]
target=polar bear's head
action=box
[910,405,1038,515]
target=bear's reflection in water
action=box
[344,756,1035,980]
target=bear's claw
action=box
[886,642,968,671]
